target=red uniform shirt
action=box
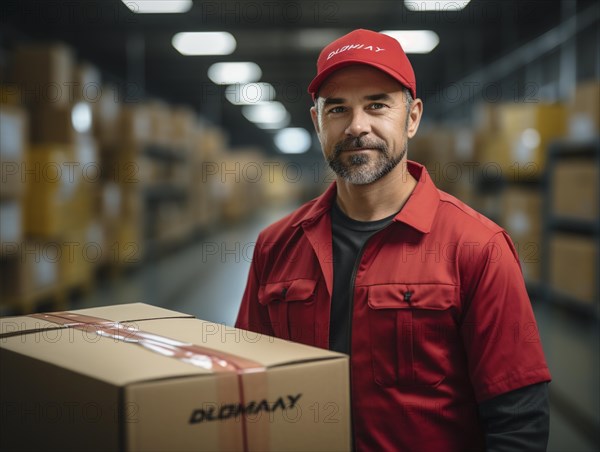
[236,161,551,451]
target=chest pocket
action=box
[368,283,458,387]
[258,279,317,343]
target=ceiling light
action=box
[242,102,288,124]
[274,128,312,154]
[225,83,276,105]
[123,0,193,14]
[208,62,262,85]
[404,1,471,11]
[380,30,440,54]
[172,32,236,56]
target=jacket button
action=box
[281,287,288,297]
[404,291,413,302]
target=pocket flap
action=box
[368,283,457,310]
[258,279,317,305]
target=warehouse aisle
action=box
[74,205,599,452]
[74,204,299,325]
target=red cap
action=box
[308,29,416,100]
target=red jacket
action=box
[236,161,551,451]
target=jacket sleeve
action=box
[235,232,275,336]
[459,230,551,403]
[478,382,550,452]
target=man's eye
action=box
[328,106,346,114]
[368,103,386,110]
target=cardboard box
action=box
[411,127,452,173]
[120,105,151,146]
[107,219,144,266]
[12,43,75,107]
[24,145,80,238]
[200,126,228,159]
[474,102,501,133]
[148,101,173,147]
[500,188,543,283]
[59,227,96,289]
[30,101,93,144]
[99,144,145,188]
[93,84,121,147]
[497,103,567,179]
[0,303,351,451]
[550,234,597,304]
[475,132,511,179]
[551,159,599,222]
[74,135,101,191]
[568,80,600,139]
[477,104,567,180]
[171,107,197,150]
[0,105,27,199]
[190,181,217,230]
[217,150,266,224]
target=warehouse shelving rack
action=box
[541,136,600,320]
[471,165,545,301]
[141,144,192,259]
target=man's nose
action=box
[344,109,371,137]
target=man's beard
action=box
[327,136,407,185]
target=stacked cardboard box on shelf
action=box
[550,234,597,305]
[0,103,67,310]
[190,125,226,230]
[97,104,149,266]
[97,101,201,259]
[171,106,197,150]
[551,158,599,222]
[148,101,173,147]
[4,39,274,307]
[93,84,121,148]
[12,43,74,108]
[567,80,600,139]
[262,159,305,208]
[411,126,476,205]
[216,148,266,224]
[8,43,102,305]
[500,187,543,283]
[477,102,567,180]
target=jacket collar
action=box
[292,160,439,233]
[291,180,337,227]
[392,160,439,233]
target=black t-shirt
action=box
[329,200,396,354]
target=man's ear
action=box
[407,98,423,139]
[310,105,320,135]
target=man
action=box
[236,29,551,451]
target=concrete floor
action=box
[74,205,600,452]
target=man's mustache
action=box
[332,137,388,158]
